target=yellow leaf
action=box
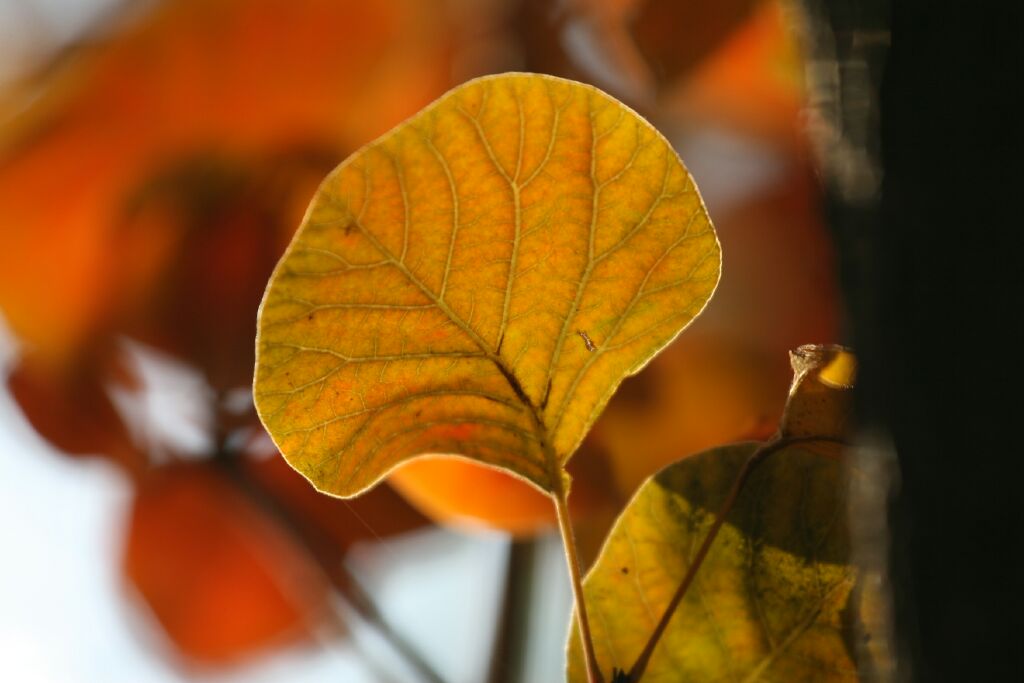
[567,345,888,681]
[253,73,720,497]
[781,344,856,452]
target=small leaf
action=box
[254,73,720,497]
[567,345,886,681]
[781,344,856,455]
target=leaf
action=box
[567,345,888,681]
[254,72,720,497]
[123,464,332,664]
[6,348,145,472]
[782,344,855,442]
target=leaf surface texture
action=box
[254,73,720,495]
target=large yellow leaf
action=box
[567,346,890,681]
[254,73,720,497]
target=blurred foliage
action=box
[0,0,840,672]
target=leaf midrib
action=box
[349,210,561,484]
[307,78,699,492]
[344,89,667,485]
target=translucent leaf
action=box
[567,346,888,681]
[254,73,720,496]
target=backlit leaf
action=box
[567,345,887,681]
[254,73,720,497]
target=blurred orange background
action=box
[0,0,839,680]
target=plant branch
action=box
[627,435,847,682]
[553,484,604,683]
[341,575,446,683]
[216,447,447,683]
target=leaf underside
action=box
[566,346,887,682]
[254,73,720,497]
[567,442,886,682]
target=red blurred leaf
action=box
[6,347,145,472]
[123,463,332,665]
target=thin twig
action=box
[341,576,447,683]
[217,447,447,683]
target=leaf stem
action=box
[553,485,604,683]
[626,435,846,682]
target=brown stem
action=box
[553,485,604,683]
[627,435,846,682]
